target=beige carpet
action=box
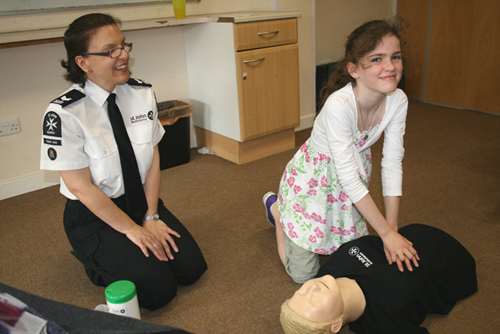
[1,100,499,333]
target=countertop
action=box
[0,11,301,46]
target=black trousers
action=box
[63,196,207,311]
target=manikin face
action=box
[288,275,344,324]
[76,24,130,93]
[349,34,403,97]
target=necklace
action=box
[354,86,385,141]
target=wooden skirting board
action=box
[195,127,295,165]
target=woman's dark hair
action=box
[317,18,406,111]
[60,13,121,86]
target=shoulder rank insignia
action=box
[50,90,85,107]
[127,78,152,87]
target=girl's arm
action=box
[384,196,400,231]
[141,145,180,260]
[355,194,418,272]
[60,168,168,261]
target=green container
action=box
[105,280,137,304]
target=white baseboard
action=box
[0,120,314,201]
[0,171,60,201]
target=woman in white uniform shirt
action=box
[40,13,206,310]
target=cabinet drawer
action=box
[234,18,298,51]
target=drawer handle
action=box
[243,57,265,64]
[258,30,279,36]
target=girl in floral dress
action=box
[263,19,419,283]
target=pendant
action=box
[363,134,369,141]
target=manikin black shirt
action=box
[317,224,477,334]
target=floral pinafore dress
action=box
[277,125,380,255]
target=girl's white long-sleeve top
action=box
[310,83,408,203]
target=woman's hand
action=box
[125,224,170,262]
[143,219,180,261]
[381,230,420,272]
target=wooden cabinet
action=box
[184,17,300,164]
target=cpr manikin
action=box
[280,224,477,334]
[282,275,365,334]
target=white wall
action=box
[0,0,315,200]
[315,0,395,66]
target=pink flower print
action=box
[287,222,295,230]
[327,194,338,203]
[293,204,305,214]
[287,177,295,187]
[366,154,372,164]
[331,226,342,235]
[313,157,319,166]
[305,152,310,163]
[308,178,319,188]
[280,221,286,229]
[339,191,348,202]
[300,143,308,152]
[307,189,317,196]
[311,213,320,222]
[309,235,317,243]
[350,226,356,232]
[303,213,311,219]
[321,176,327,188]
[319,154,331,163]
[330,246,338,252]
[291,168,298,176]
[293,185,302,194]
[289,230,298,238]
[279,194,284,205]
[341,204,348,211]
[342,229,351,236]
[315,249,328,255]
[357,138,366,148]
[314,227,325,239]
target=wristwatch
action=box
[143,213,160,222]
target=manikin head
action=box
[280,275,366,334]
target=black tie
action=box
[107,93,148,225]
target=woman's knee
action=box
[175,254,207,286]
[136,278,178,311]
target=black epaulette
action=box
[127,78,152,88]
[50,90,85,107]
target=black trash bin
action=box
[157,100,192,170]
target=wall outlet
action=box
[0,118,21,137]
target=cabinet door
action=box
[236,43,299,141]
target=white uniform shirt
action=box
[40,79,165,200]
[311,83,408,203]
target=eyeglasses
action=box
[81,43,133,58]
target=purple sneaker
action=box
[263,191,278,226]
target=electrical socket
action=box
[0,118,21,137]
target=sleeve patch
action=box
[127,78,152,87]
[47,148,58,161]
[50,89,85,107]
[43,111,62,138]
